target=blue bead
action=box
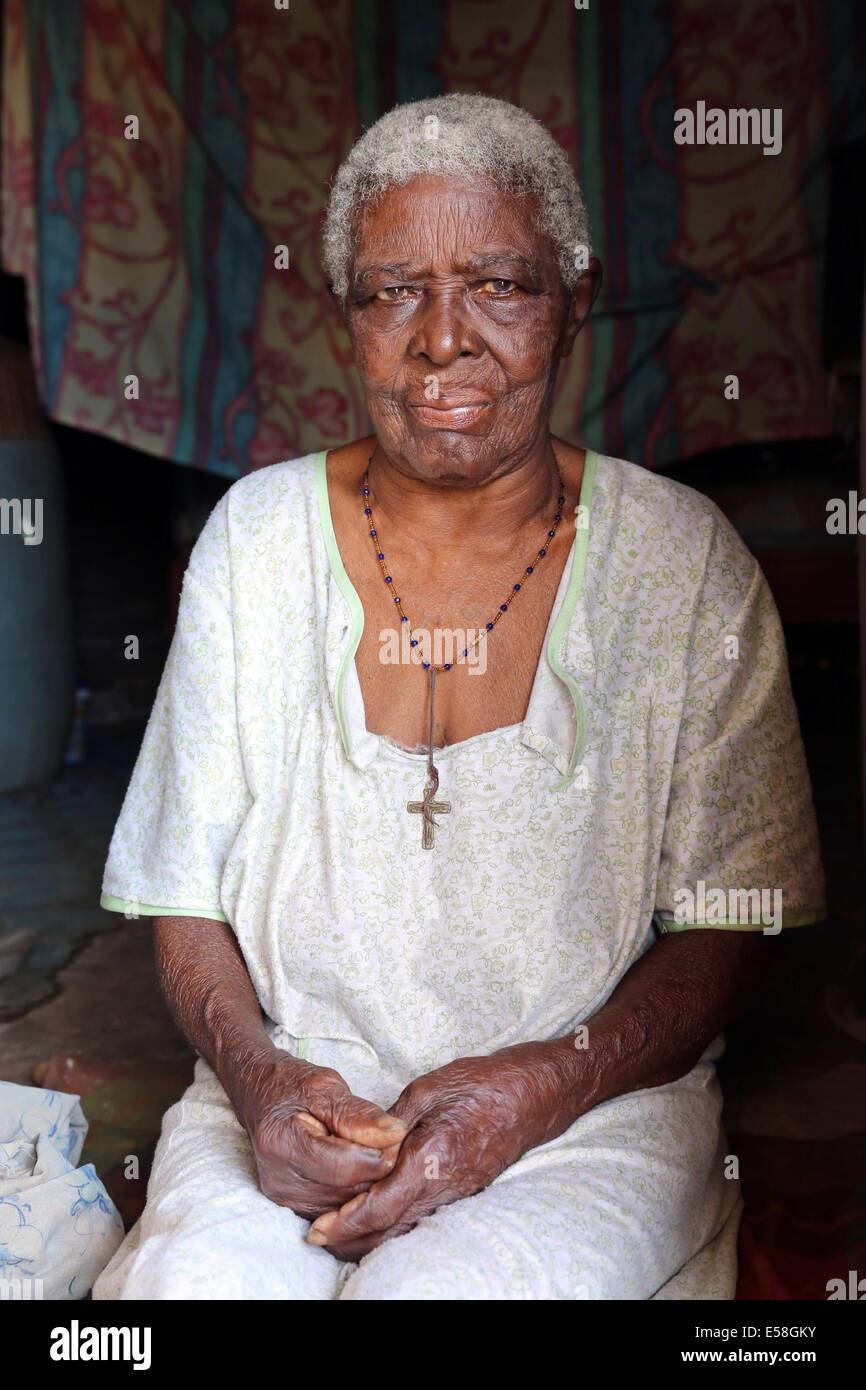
[394,596,400,603]
[486,622,494,630]
[548,530,555,537]
[422,661,430,668]
[462,649,468,657]
[401,615,408,622]
[411,639,418,646]
[513,583,521,590]
[364,507,371,515]
[444,663,451,670]
[377,552,384,560]
[526,565,533,573]
[370,530,376,537]
[558,495,564,504]
[539,548,546,556]
[500,604,507,612]
[363,488,370,495]
[385,576,392,583]
[554,514,561,521]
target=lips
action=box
[406,393,490,410]
[406,394,491,429]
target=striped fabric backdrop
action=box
[2,0,865,477]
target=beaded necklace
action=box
[361,450,567,848]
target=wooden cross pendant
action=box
[406,666,451,847]
[407,779,451,849]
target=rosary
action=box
[361,451,566,848]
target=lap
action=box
[341,1051,739,1300]
[93,1048,739,1301]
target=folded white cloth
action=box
[0,1080,123,1300]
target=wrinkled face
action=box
[344,174,597,483]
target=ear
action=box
[560,257,603,358]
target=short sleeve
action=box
[100,493,251,922]
[654,526,825,934]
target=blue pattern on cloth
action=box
[0,1081,123,1300]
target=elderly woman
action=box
[93,94,824,1301]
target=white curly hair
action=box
[322,93,593,303]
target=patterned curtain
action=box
[2,0,864,477]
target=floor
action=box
[0,729,194,1081]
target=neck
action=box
[364,436,564,553]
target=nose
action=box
[407,287,484,366]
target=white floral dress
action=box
[92,449,824,1300]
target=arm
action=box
[309,929,766,1258]
[155,914,286,1111]
[154,915,405,1219]
[556,926,767,1106]
[104,496,409,1219]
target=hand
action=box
[233,1052,407,1221]
[307,1040,583,1262]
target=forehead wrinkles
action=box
[355,183,542,272]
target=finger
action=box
[315,1088,408,1150]
[292,1111,329,1137]
[386,1089,429,1131]
[308,1148,424,1245]
[290,1113,398,1189]
[281,1178,382,1221]
[326,1221,416,1265]
[295,1109,401,1163]
[262,1161,384,1215]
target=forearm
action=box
[155,917,403,1214]
[547,928,767,1120]
[154,915,289,1121]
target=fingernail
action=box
[294,1111,324,1133]
[307,1229,330,1246]
[376,1116,404,1131]
[311,1212,338,1236]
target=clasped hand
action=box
[242,1042,581,1263]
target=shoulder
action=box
[222,452,323,518]
[588,451,759,618]
[183,453,325,592]
[590,451,736,540]
[192,452,323,549]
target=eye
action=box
[374,286,417,302]
[477,279,518,295]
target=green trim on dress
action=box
[548,447,597,790]
[654,910,825,934]
[314,449,365,762]
[100,893,229,923]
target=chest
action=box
[337,529,575,749]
